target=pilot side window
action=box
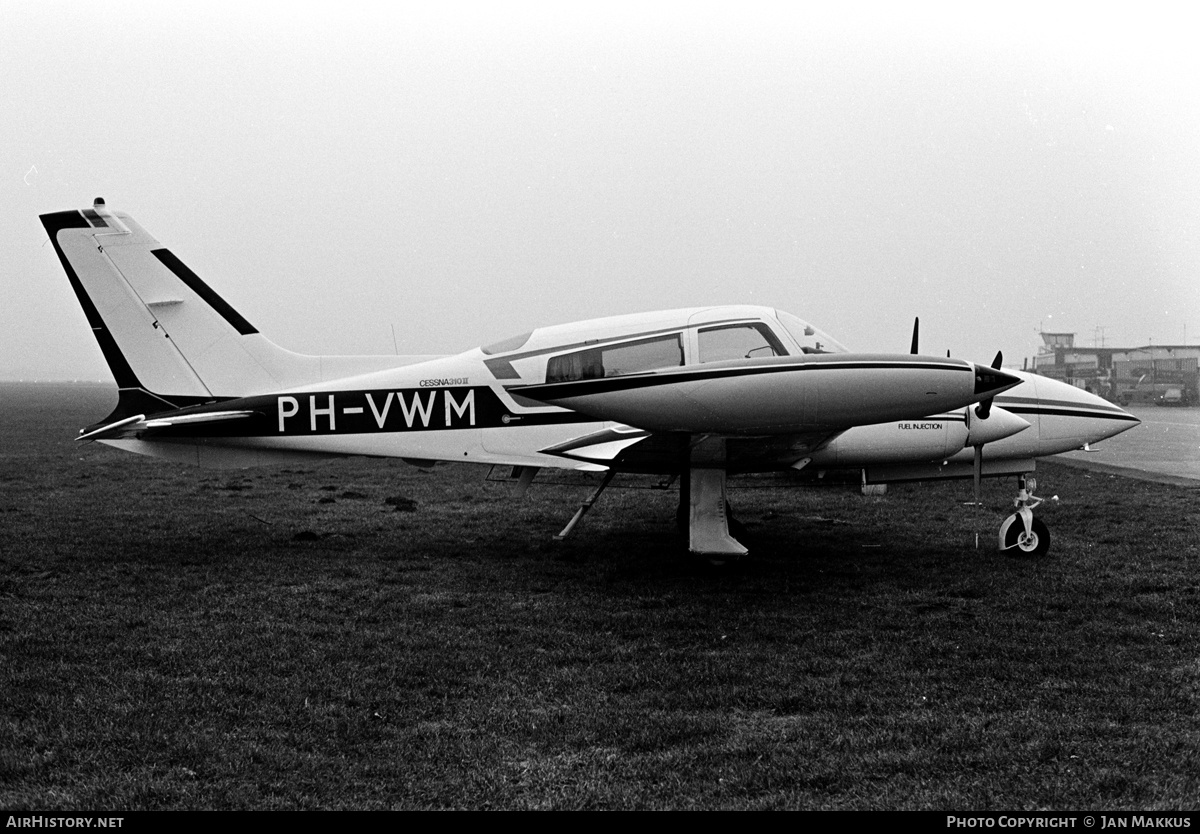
[697,324,786,363]
[546,334,684,383]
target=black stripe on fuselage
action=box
[996,394,1135,418]
[151,249,259,335]
[137,386,594,439]
[1002,405,1141,422]
[515,359,970,400]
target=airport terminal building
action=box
[1031,332,1198,406]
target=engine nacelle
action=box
[809,407,1029,466]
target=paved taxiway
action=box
[1054,405,1199,485]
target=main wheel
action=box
[999,515,1050,556]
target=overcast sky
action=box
[4,1,1198,381]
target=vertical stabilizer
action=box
[41,200,413,422]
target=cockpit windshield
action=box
[774,310,849,354]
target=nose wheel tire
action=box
[1000,515,1050,556]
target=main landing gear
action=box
[998,474,1051,556]
[551,452,748,565]
[680,467,747,564]
[676,438,748,565]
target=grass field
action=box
[2,384,1199,810]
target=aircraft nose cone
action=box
[973,364,1021,397]
[1115,402,1140,426]
[1030,374,1142,448]
[1086,391,1141,440]
[1073,385,1141,435]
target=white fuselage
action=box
[102,306,1137,474]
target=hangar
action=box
[1030,332,1198,406]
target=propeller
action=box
[907,322,1011,535]
[964,348,1003,506]
[970,350,1008,545]
[974,351,1004,420]
[910,317,953,362]
[973,437,984,505]
[916,328,1014,547]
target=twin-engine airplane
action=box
[41,200,1139,559]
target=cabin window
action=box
[697,323,786,363]
[546,334,684,383]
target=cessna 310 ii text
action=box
[41,200,1139,560]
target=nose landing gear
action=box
[998,475,1051,556]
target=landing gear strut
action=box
[675,438,748,564]
[554,469,616,541]
[998,474,1050,556]
[685,467,747,562]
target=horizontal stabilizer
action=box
[142,410,257,428]
[76,414,146,442]
[76,409,255,442]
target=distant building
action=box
[1030,332,1198,406]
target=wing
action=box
[538,424,842,473]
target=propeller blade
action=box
[974,352,1007,420]
[973,444,982,506]
[910,317,919,355]
[973,442,983,549]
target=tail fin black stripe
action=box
[40,210,143,391]
[150,249,259,336]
